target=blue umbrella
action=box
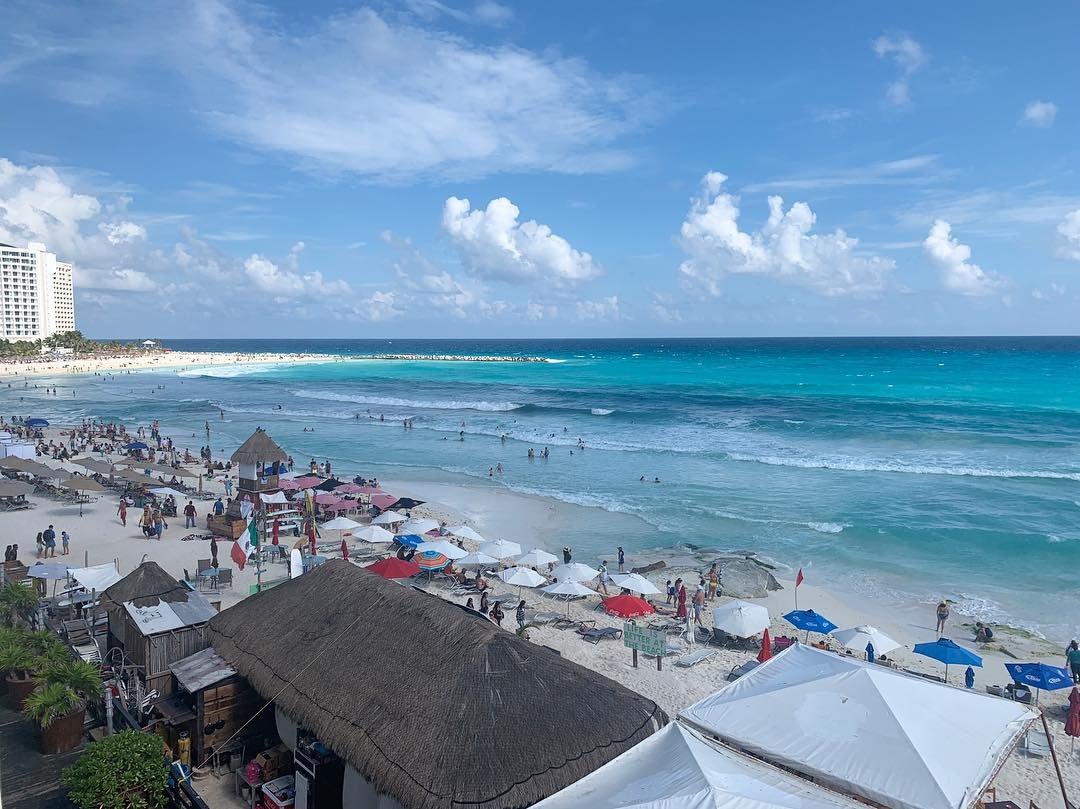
[125,441,149,451]
[26,418,49,427]
[783,609,838,635]
[395,534,424,548]
[1005,662,1072,703]
[27,562,72,580]
[913,637,982,681]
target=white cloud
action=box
[923,220,1000,296]
[99,220,146,244]
[743,154,943,193]
[0,157,100,255]
[1057,210,1080,260]
[575,296,620,321]
[678,172,894,297]
[442,196,601,286]
[649,292,682,322]
[1032,283,1065,301]
[73,267,157,292]
[872,33,926,107]
[243,252,350,299]
[404,0,513,26]
[1022,101,1057,128]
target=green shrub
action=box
[23,682,81,728]
[63,730,168,809]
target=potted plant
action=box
[63,729,168,809]
[0,630,69,709]
[25,658,102,753]
[0,581,39,627]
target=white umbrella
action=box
[550,562,600,582]
[372,510,407,525]
[712,600,770,638]
[516,548,559,567]
[399,518,439,535]
[415,539,468,560]
[456,551,498,568]
[479,539,522,559]
[610,572,662,595]
[499,567,547,588]
[832,624,901,656]
[448,525,485,543]
[355,525,395,544]
[320,516,362,532]
[150,487,188,500]
[542,578,595,616]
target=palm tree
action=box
[0,581,40,627]
[23,682,82,728]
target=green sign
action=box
[623,622,667,657]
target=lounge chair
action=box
[577,626,623,644]
[216,569,232,589]
[676,649,716,668]
[727,660,759,681]
[529,612,562,625]
[1022,730,1051,758]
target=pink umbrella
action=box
[371,493,396,510]
[314,492,339,505]
[334,483,363,494]
[294,475,324,488]
[279,478,301,491]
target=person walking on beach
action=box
[210,535,219,568]
[117,499,127,526]
[617,546,625,572]
[675,578,687,619]
[692,584,706,626]
[224,476,234,497]
[61,530,70,556]
[479,591,490,616]
[43,525,57,558]
[935,600,950,635]
[1067,641,1080,684]
[213,497,225,516]
[36,531,44,558]
[490,600,504,627]
[707,564,719,601]
[665,580,674,605]
[516,600,526,630]
[597,561,609,595]
[184,500,197,528]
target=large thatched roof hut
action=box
[230,427,288,466]
[208,560,666,809]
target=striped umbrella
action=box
[415,550,451,572]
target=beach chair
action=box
[529,612,562,626]
[577,626,623,644]
[216,569,233,589]
[1021,730,1051,758]
[727,660,760,682]
[676,649,716,668]
[197,558,212,573]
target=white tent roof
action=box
[260,490,290,504]
[533,721,865,809]
[678,644,1037,809]
[71,563,122,592]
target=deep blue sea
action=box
[7,337,1080,639]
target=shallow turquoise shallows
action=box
[8,337,1080,640]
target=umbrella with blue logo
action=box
[26,418,49,427]
[783,609,838,642]
[913,637,982,682]
[125,441,149,451]
[1005,662,1072,704]
[395,534,424,549]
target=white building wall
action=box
[0,242,77,341]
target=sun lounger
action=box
[1022,730,1051,758]
[727,660,760,681]
[529,612,562,625]
[577,626,623,644]
[676,649,716,668]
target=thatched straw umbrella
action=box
[208,561,667,809]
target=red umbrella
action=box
[1066,688,1080,747]
[602,594,655,619]
[366,557,420,579]
[757,628,773,663]
[271,518,280,546]
[371,493,397,511]
[340,538,349,561]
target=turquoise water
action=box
[8,337,1080,639]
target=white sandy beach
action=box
[3,428,1077,808]
[0,351,344,379]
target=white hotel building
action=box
[0,242,76,341]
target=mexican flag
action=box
[230,518,260,570]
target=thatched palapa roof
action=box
[103,562,217,635]
[208,561,666,809]
[103,561,198,609]
[230,428,288,466]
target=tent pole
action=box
[1041,712,1071,809]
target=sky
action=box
[0,1,1078,338]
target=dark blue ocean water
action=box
[9,337,1080,638]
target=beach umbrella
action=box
[355,525,395,544]
[456,551,498,568]
[610,572,662,595]
[125,441,149,451]
[479,539,523,559]
[542,578,595,617]
[64,477,106,492]
[150,487,187,499]
[449,525,486,543]
[499,566,547,591]
[415,539,468,560]
[395,534,424,549]
[550,562,600,582]
[314,478,344,492]
[370,493,397,510]
[28,562,72,580]
[389,497,425,511]
[366,557,420,579]
[913,637,982,681]
[340,539,349,561]
[26,418,49,427]
[602,594,654,619]
[320,516,362,533]
[516,548,558,567]
[314,492,341,506]
[757,628,773,663]
[713,600,770,638]
[832,625,901,656]
[415,551,451,572]
[399,518,439,535]
[372,510,407,526]
[334,482,363,494]
[1005,662,1072,704]
[1066,689,1080,750]
[783,609,838,635]
[72,457,115,475]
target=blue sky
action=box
[1,1,1078,337]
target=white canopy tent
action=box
[533,721,865,809]
[71,563,122,592]
[679,644,1038,809]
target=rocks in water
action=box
[712,555,783,599]
[631,560,667,575]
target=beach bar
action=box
[203,560,667,809]
[208,427,289,539]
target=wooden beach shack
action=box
[205,560,667,809]
[102,561,217,698]
[208,427,291,540]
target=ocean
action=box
[7,337,1080,640]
